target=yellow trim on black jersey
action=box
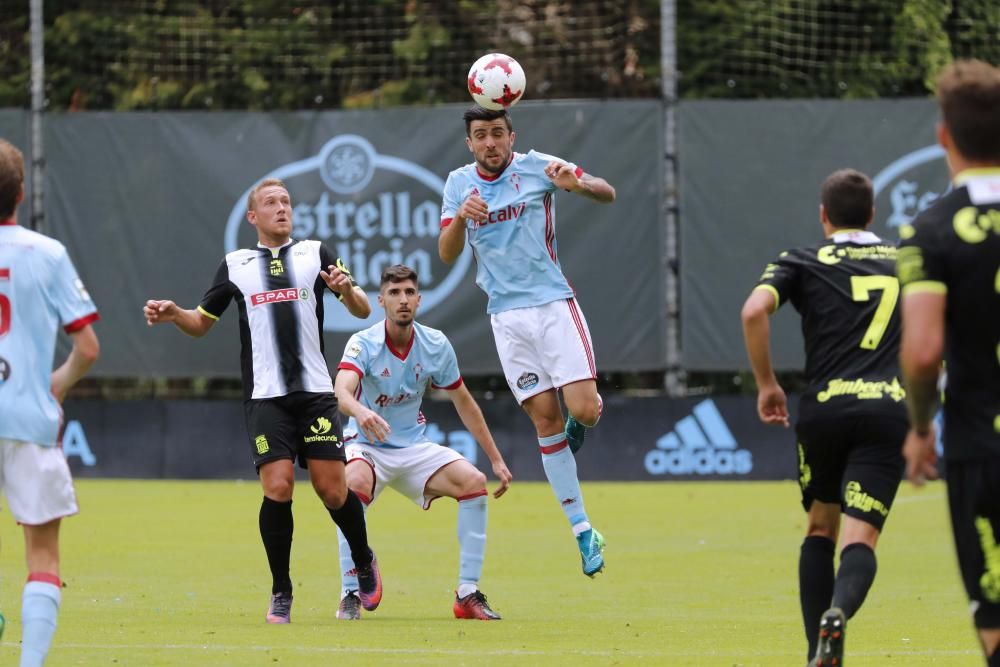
[753,284,781,311]
[197,305,220,321]
[954,167,1000,186]
[901,280,947,296]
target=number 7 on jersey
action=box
[850,274,899,350]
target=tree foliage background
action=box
[0,0,996,110]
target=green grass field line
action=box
[0,480,982,666]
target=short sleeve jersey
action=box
[440,150,581,314]
[0,224,99,446]
[198,239,357,400]
[897,169,1000,460]
[337,320,462,448]
[754,230,907,422]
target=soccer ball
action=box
[467,53,526,110]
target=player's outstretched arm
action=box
[143,300,215,338]
[50,324,99,403]
[447,383,512,498]
[544,161,616,203]
[740,288,789,427]
[900,291,946,485]
[334,368,390,442]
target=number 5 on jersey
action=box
[850,275,899,350]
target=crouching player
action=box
[333,265,513,620]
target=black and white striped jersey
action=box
[198,239,357,400]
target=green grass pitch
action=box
[0,479,981,665]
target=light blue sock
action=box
[538,433,591,535]
[457,493,488,590]
[21,579,61,667]
[337,501,367,595]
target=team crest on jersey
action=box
[269,259,284,276]
[516,372,539,390]
[225,134,474,332]
[510,172,521,193]
[0,356,10,384]
[412,362,424,383]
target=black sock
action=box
[259,497,293,595]
[800,535,836,661]
[327,490,372,569]
[832,543,877,619]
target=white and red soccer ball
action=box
[467,53,526,110]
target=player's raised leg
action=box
[523,391,604,577]
[562,380,602,455]
[556,298,602,454]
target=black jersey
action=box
[897,169,1000,461]
[198,239,357,400]
[755,230,907,422]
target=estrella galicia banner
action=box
[63,395,798,481]
[40,101,664,377]
[679,98,943,371]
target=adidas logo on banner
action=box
[645,399,753,476]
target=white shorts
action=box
[0,439,79,525]
[345,441,464,510]
[490,297,598,404]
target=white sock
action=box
[457,583,478,598]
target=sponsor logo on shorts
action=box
[304,416,341,445]
[844,480,889,517]
[816,377,906,403]
[516,372,539,390]
[255,434,270,455]
[0,356,10,384]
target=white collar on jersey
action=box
[257,238,294,257]
[830,230,882,245]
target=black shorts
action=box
[243,392,346,470]
[795,414,906,531]
[946,458,1000,629]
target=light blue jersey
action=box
[338,320,462,448]
[441,150,580,314]
[0,224,99,446]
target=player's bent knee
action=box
[463,470,487,494]
[315,483,348,509]
[571,402,601,427]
